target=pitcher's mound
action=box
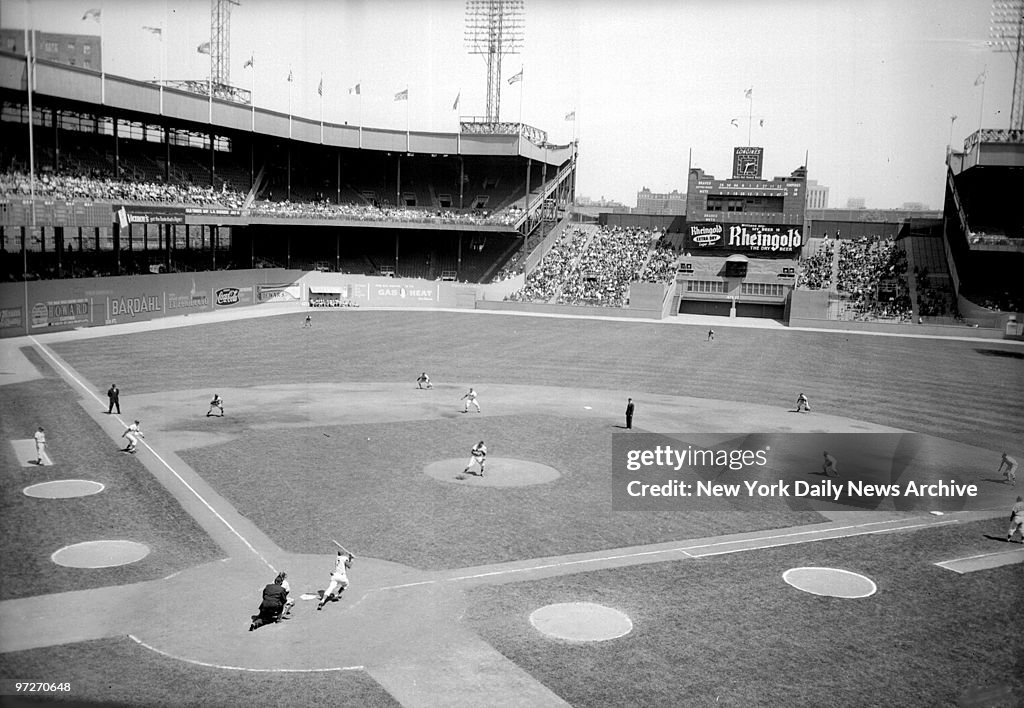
[530,602,633,642]
[424,458,561,487]
[51,540,150,568]
[783,567,877,598]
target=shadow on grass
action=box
[974,348,1024,360]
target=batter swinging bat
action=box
[331,539,354,557]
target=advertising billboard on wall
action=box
[683,221,802,257]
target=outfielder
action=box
[1009,496,1024,543]
[122,420,144,453]
[998,452,1018,486]
[461,387,481,413]
[416,372,433,389]
[463,440,487,477]
[206,393,224,417]
[317,550,354,610]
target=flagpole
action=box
[358,88,363,149]
[319,73,324,144]
[250,53,255,132]
[160,5,166,115]
[99,4,105,104]
[288,69,293,139]
[977,66,986,131]
[406,85,410,153]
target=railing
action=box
[962,128,1024,150]
[459,117,549,146]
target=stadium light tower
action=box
[989,0,1024,130]
[465,0,524,123]
[211,0,240,100]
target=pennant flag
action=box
[565,111,575,121]
[287,69,294,83]
[394,88,408,101]
[730,118,739,127]
[973,70,986,86]
[759,119,764,127]
[197,41,211,54]
[82,8,101,21]
[243,55,254,68]
[452,91,460,111]
[142,26,162,36]
[318,77,323,96]
[744,87,752,99]
[349,83,361,95]
[507,69,523,85]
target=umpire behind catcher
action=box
[249,572,290,631]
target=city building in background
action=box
[635,187,686,215]
[0,29,101,71]
[805,179,829,209]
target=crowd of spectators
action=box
[0,171,524,225]
[836,236,912,322]
[0,170,245,208]
[796,239,834,290]
[247,198,520,226]
[505,226,675,307]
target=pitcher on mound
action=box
[317,550,354,610]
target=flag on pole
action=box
[973,70,986,86]
[142,26,162,36]
[243,55,254,68]
[197,41,211,54]
[318,77,323,96]
[452,91,460,111]
[507,69,523,85]
[759,119,764,127]
[394,88,408,101]
[744,87,752,99]
[730,118,739,127]
[349,83,361,95]
[565,111,575,121]
[82,8,101,21]
[287,69,294,82]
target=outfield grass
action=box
[463,519,1024,707]
[0,349,222,601]
[0,636,401,707]
[49,311,1023,453]
[177,415,823,568]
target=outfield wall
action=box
[0,269,305,338]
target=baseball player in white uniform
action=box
[461,387,481,413]
[464,440,487,477]
[317,550,354,610]
[998,453,1018,486]
[33,427,46,465]
[416,372,433,389]
[1008,496,1024,543]
[122,420,144,453]
[207,393,224,417]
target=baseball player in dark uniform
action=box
[625,398,635,429]
[107,384,120,414]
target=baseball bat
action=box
[331,539,353,556]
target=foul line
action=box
[29,337,276,572]
[128,635,364,673]
[934,547,1024,569]
[372,517,959,592]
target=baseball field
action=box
[1,307,1022,707]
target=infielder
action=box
[795,393,811,413]
[822,451,838,478]
[207,393,225,417]
[416,372,433,389]
[303,314,312,328]
[1009,496,1024,543]
[317,550,354,610]
[122,420,144,453]
[463,440,487,477]
[998,452,1018,486]
[461,387,481,413]
[33,427,46,465]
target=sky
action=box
[0,0,1014,210]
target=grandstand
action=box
[0,48,574,302]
